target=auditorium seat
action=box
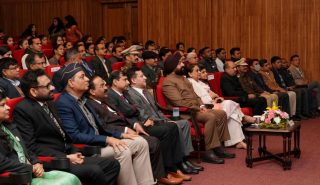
[19,68,27,78]
[42,48,54,59]
[85,56,93,62]
[45,65,61,78]
[59,57,66,66]
[135,61,144,69]
[111,62,125,71]
[12,49,25,67]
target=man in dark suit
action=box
[91,43,112,82]
[55,64,155,185]
[220,61,267,115]
[106,70,192,181]
[14,69,120,185]
[127,68,203,174]
[198,47,218,73]
[271,56,310,118]
[0,58,24,98]
[87,75,183,185]
[140,51,162,87]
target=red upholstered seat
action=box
[59,57,65,66]
[85,56,93,62]
[111,62,125,71]
[12,49,25,67]
[136,62,144,69]
[6,97,24,121]
[0,171,32,184]
[19,69,27,78]
[42,48,54,58]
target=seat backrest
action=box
[59,57,65,66]
[53,93,61,101]
[207,72,223,96]
[12,49,25,68]
[154,76,167,108]
[19,68,27,78]
[45,65,61,78]
[85,56,93,62]
[111,62,125,71]
[136,62,144,69]
[42,48,54,58]
[6,97,24,121]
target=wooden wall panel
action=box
[0,0,103,39]
[138,0,320,81]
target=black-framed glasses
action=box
[34,82,53,90]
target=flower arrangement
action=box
[259,102,289,129]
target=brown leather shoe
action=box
[168,170,192,181]
[158,176,183,185]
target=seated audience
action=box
[17,38,29,50]
[289,54,320,110]
[22,37,49,69]
[107,45,124,65]
[141,51,162,87]
[64,15,82,44]
[186,64,257,149]
[0,46,12,59]
[0,58,24,98]
[84,42,95,56]
[49,44,64,65]
[220,61,267,115]
[55,64,155,185]
[81,34,93,45]
[229,47,241,62]
[87,75,183,185]
[186,52,199,65]
[187,47,196,53]
[51,35,64,47]
[162,52,234,164]
[106,70,191,181]
[14,69,120,185]
[48,17,65,39]
[259,59,298,118]
[158,47,172,69]
[91,43,111,81]
[25,53,46,71]
[121,45,141,72]
[127,68,203,173]
[105,42,114,58]
[145,40,158,53]
[21,24,37,39]
[0,91,82,185]
[3,36,14,47]
[176,42,185,52]
[215,48,226,72]
[199,47,218,73]
[271,56,310,119]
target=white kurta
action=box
[188,78,245,146]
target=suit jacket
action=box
[55,92,121,146]
[127,87,168,122]
[13,98,70,157]
[0,78,21,98]
[259,71,285,91]
[199,58,219,73]
[87,98,129,133]
[90,56,112,81]
[247,71,273,92]
[288,65,306,85]
[272,68,287,89]
[141,64,161,87]
[220,73,248,98]
[0,122,39,173]
[162,73,203,111]
[279,68,296,87]
[239,73,264,94]
[107,88,145,125]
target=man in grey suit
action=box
[126,68,203,174]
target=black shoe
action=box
[178,162,197,174]
[202,150,224,164]
[213,147,236,159]
[185,160,204,171]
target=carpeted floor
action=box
[184,119,320,185]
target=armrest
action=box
[0,171,32,184]
[223,96,240,101]
[72,144,101,156]
[38,156,70,171]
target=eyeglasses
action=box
[6,66,19,70]
[34,82,53,90]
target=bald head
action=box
[224,61,237,76]
[186,52,198,64]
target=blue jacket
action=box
[55,92,122,146]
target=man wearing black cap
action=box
[14,69,120,185]
[55,64,155,185]
[162,52,235,164]
[141,51,162,87]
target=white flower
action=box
[274,117,281,124]
[260,115,265,121]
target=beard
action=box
[36,91,54,102]
[174,67,186,76]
